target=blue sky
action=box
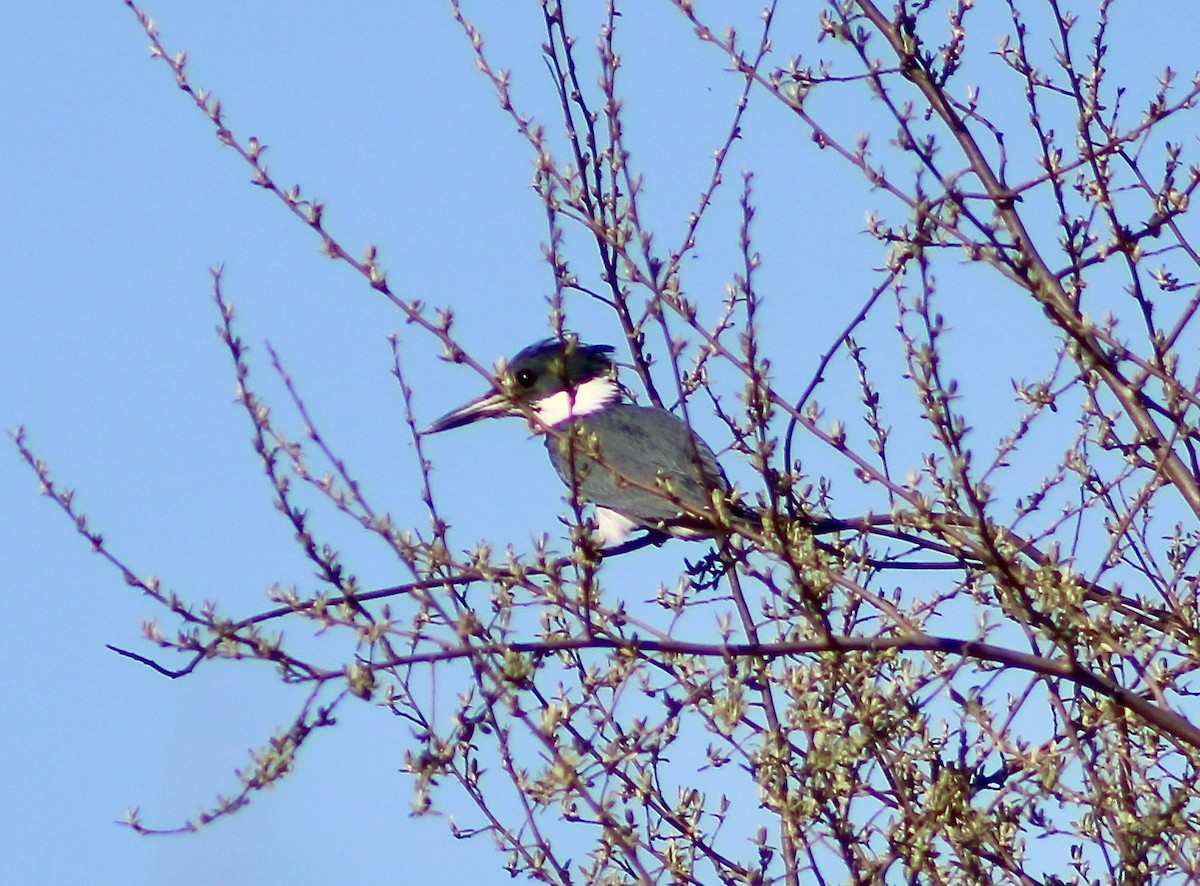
[4,3,1197,884]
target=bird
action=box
[424,338,755,545]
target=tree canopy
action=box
[18,2,1200,883]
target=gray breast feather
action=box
[543,404,730,529]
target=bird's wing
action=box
[545,405,731,530]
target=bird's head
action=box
[425,338,621,434]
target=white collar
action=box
[530,375,620,427]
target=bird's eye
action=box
[515,369,536,388]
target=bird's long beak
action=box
[423,390,515,434]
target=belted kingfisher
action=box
[424,338,754,545]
